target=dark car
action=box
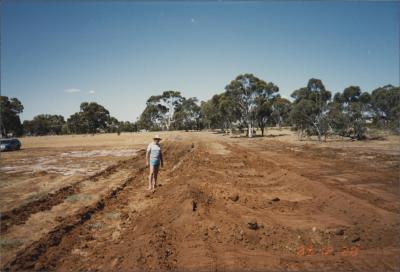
[0,138,21,152]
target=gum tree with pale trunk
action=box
[225,74,279,138]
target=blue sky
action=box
[1,1,399,122]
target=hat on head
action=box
[153,135,161,140]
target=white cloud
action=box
[64,88,96,95]
[190,18,195,23]
[64,88,81,93]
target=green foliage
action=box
[4,78,398,141]
[254,98,272,136]
[271,97,291,128]
[172,97,201,131]
[107,117,120,133]
[327,102,350,137]
[200,92,241,132]
[138,91,183,131]
[23,114,66,136]
[370,85,400,131]
[118,121,138,132]
[66,112,85,134]
[67,102,111,134]
[224,74,279,137]
[200,99,218,129]
[218,92,242,132]
[0,96,24,137]
[138,101,168,131]
[329,86,371,140]
[21,102,134,136]
[290,79,331,141]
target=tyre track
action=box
[0,150,146,234]
[2,142,192,271]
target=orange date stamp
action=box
[297,245,359,257]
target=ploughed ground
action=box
[1,131,399,271]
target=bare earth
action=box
[1,130,399,271]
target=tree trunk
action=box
[298,126,304,141]
[316,129,322,142]
[312,122,322,142]
[261,126,264,137]
[248,123,253,138]
[277,116,282,129]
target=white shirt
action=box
[147,143,161,161]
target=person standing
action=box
[146,135,163,190]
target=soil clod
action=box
[248,219,259,230]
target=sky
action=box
[1,1,399,122]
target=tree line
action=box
[1,73,399,140]
[0,98,137,137]
[137,74,399,140]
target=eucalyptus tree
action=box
[67,112,85,134]
[200,99,219,129]
[23,114,65,135]
[140,91,183,130]
[225,74,279,137]
[138,101,168,131]
[159,91,184,130]
[255,97,272,136]
[290,78,331,141]
[67,102,111,134]
[329,86,372,139]
[118,121,138,132]
[271,97,291,128]
[172,97,201,131]
[80,102,111,134]
[200,93,227,130]
[0,96,24,137]
[370,85,400,130]
[107,116,120,133]
[218,92,241,135]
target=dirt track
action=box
[1,131,399,271]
